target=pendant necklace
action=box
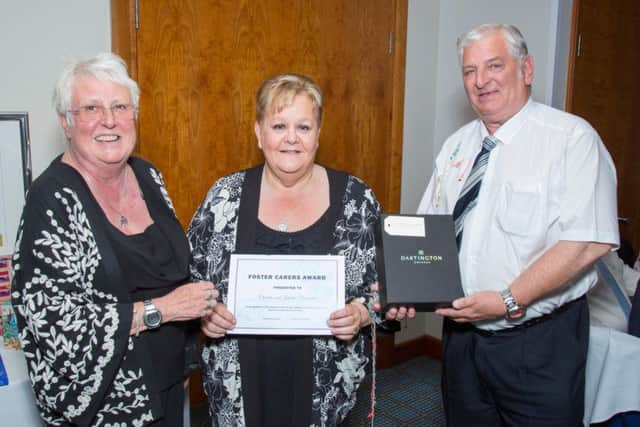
[115,167,129,227]
[272,168,314,233]
[87,167,130,228]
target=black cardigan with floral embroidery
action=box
[188,164,384,426]
[12,156,191,426]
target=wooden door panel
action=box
[112,1,406,387]
[570,0,640,252]
[129,0,405,226]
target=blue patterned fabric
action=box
[592,412,640,427]
[630,285,640,337]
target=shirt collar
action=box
[481,97,533,145]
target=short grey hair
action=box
[457,24,529,65]
[53,52,140,126]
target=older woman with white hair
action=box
[11,52,216,426]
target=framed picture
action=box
[0,112,32,256]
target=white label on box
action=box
[384,215,425,237]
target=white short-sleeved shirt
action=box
[418,99,619,330]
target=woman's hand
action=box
[328,302,371,341]
[156,280,218,322]
[201,303,236,338]
[369,282,416,320]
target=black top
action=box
[234,165,345,427]
[107,222,190,391]
[249,212,331,427]
[11,156,193,425]
[187,163,388,425]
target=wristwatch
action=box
[143,299,163,329]
[500,289,526,320]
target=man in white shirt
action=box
[389,24,619,426]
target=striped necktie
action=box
[452,135,498,248]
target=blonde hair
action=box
[256,73,323,126]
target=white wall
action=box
[395,1,442,342]
[400,1,441,220]
[552,0,574,109]
[0,1,111,178]
[397,0,572,342]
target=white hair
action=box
[457,24,529,66]
[53,52,140,126]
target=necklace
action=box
[85,167,130,227]
[114,167,129,227]
[268,167,314,233]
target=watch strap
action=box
[143,299,162,329]
[500,289,525,320]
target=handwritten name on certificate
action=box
[226,254,345,335]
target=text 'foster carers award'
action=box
[227,254,345,335]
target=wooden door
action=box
[111,1,407,402]
[567,0,640,254]
[112,0,407,228]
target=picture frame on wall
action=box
[0,112,32,256]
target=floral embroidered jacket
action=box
[187,165,382,426]
[11,157,190,426]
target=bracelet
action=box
[350,296,367,306]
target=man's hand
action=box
[435,290,505,322]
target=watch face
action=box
[144,310,162,328]
[507,307,526,320]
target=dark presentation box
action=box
[375,214,464,311]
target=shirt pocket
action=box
[496,183,543,237]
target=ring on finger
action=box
[207,289,213,301]
[206,300,213,310]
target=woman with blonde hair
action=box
[189,73,384,426]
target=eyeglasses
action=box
[68,104,136,123]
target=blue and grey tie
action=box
[452,135,498,249]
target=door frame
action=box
[564,0,580,111]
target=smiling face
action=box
[462,32,533,133]
[255,94,320,180]
[61,75,136,173]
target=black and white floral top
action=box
[187,165,382,426]
[11,156,191,426]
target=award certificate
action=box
[226,254,345,335]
